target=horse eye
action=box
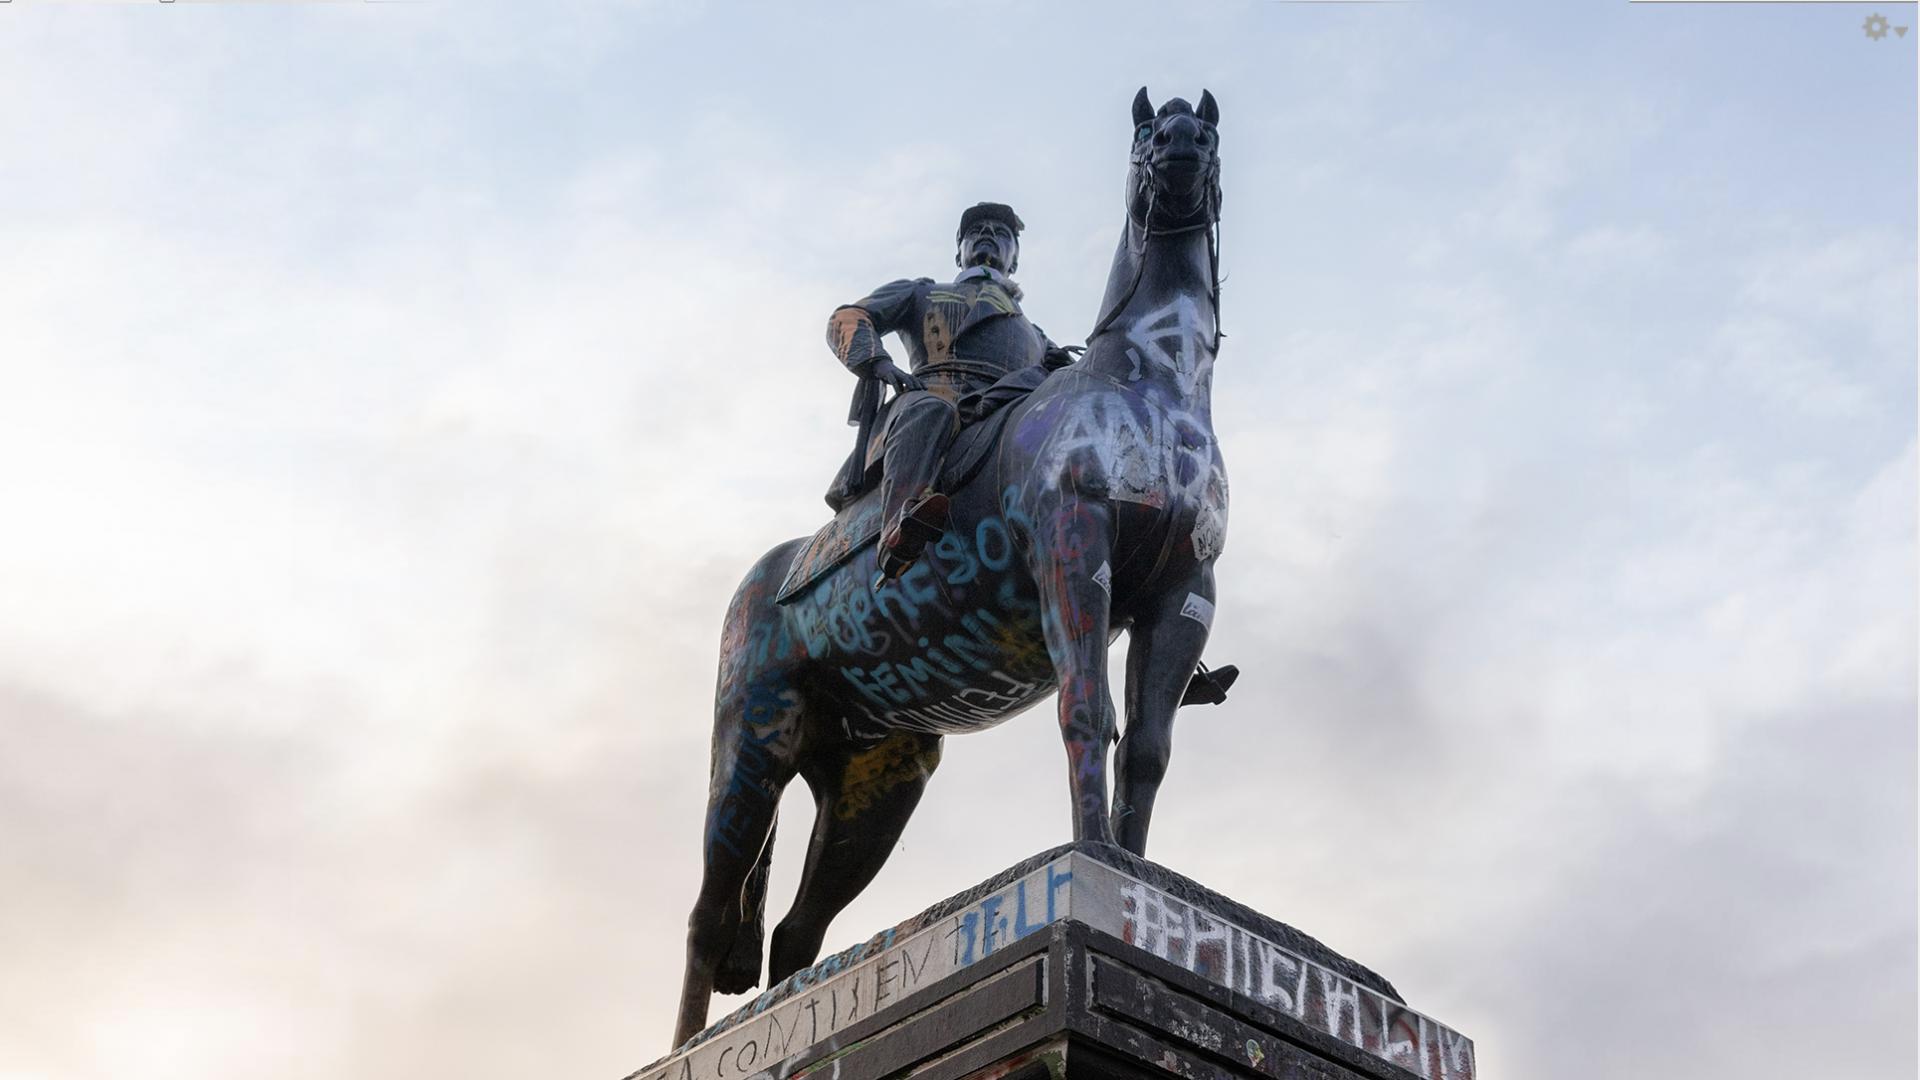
[1135,123,1153,141]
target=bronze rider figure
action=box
[825,202,1074,585]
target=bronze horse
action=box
[676,87,1226,1047]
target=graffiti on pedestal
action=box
[1118,879,1476,1080]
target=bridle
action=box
[1087,144,1224,353]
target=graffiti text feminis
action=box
[780,492,1052,737]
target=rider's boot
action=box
[874,490,951,589]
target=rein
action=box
[1086,159,1224,352]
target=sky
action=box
[0,1,1914,1078]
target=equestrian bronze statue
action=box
[676,88,1233,1048]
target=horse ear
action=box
[1132,87,1154,127]
[1198,89,1219,125]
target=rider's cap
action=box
[957,202,1025,239]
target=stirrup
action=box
[896,491,951,550]
[1179,663,1239,707]
[874,549,915,591]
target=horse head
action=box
[1128,87,1222,232]
[1090,87,1224,350]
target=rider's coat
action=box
[824,266,1066,511]
[827,266,1056,402]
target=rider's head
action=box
[956,202,1023,275]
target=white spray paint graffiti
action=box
[631,856,1474,1080]
[1123,295,1214,398]
[1117,878,1476,1080]
[1039,297,1228,562]
[1190,478,1227,561]
[1037,396,1228,531]
[633,862,1075,1080]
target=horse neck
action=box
[1082,219,1218,425]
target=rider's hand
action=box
[868,357,925,393]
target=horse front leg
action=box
[1029,498,1118,846]
[1113,567,1214,855]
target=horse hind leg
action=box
[715,816,775,994]
[675,672,803,1048]
[767,731,943,982]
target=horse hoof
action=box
[713,956,762,995]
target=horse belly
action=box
[781,507,1056,739]
[841,659,1055,738]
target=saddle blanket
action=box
[775,402,1020,606]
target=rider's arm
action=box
[826,278,929,374]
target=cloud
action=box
[0,5,1912,1080]
[1709,230,1917,421]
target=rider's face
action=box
[958,220,1018,273]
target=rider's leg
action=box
[876,391,959,580]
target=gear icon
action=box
[1864,13,1890,40]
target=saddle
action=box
[775,385,1031,607]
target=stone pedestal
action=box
[625,845,1475,1080]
